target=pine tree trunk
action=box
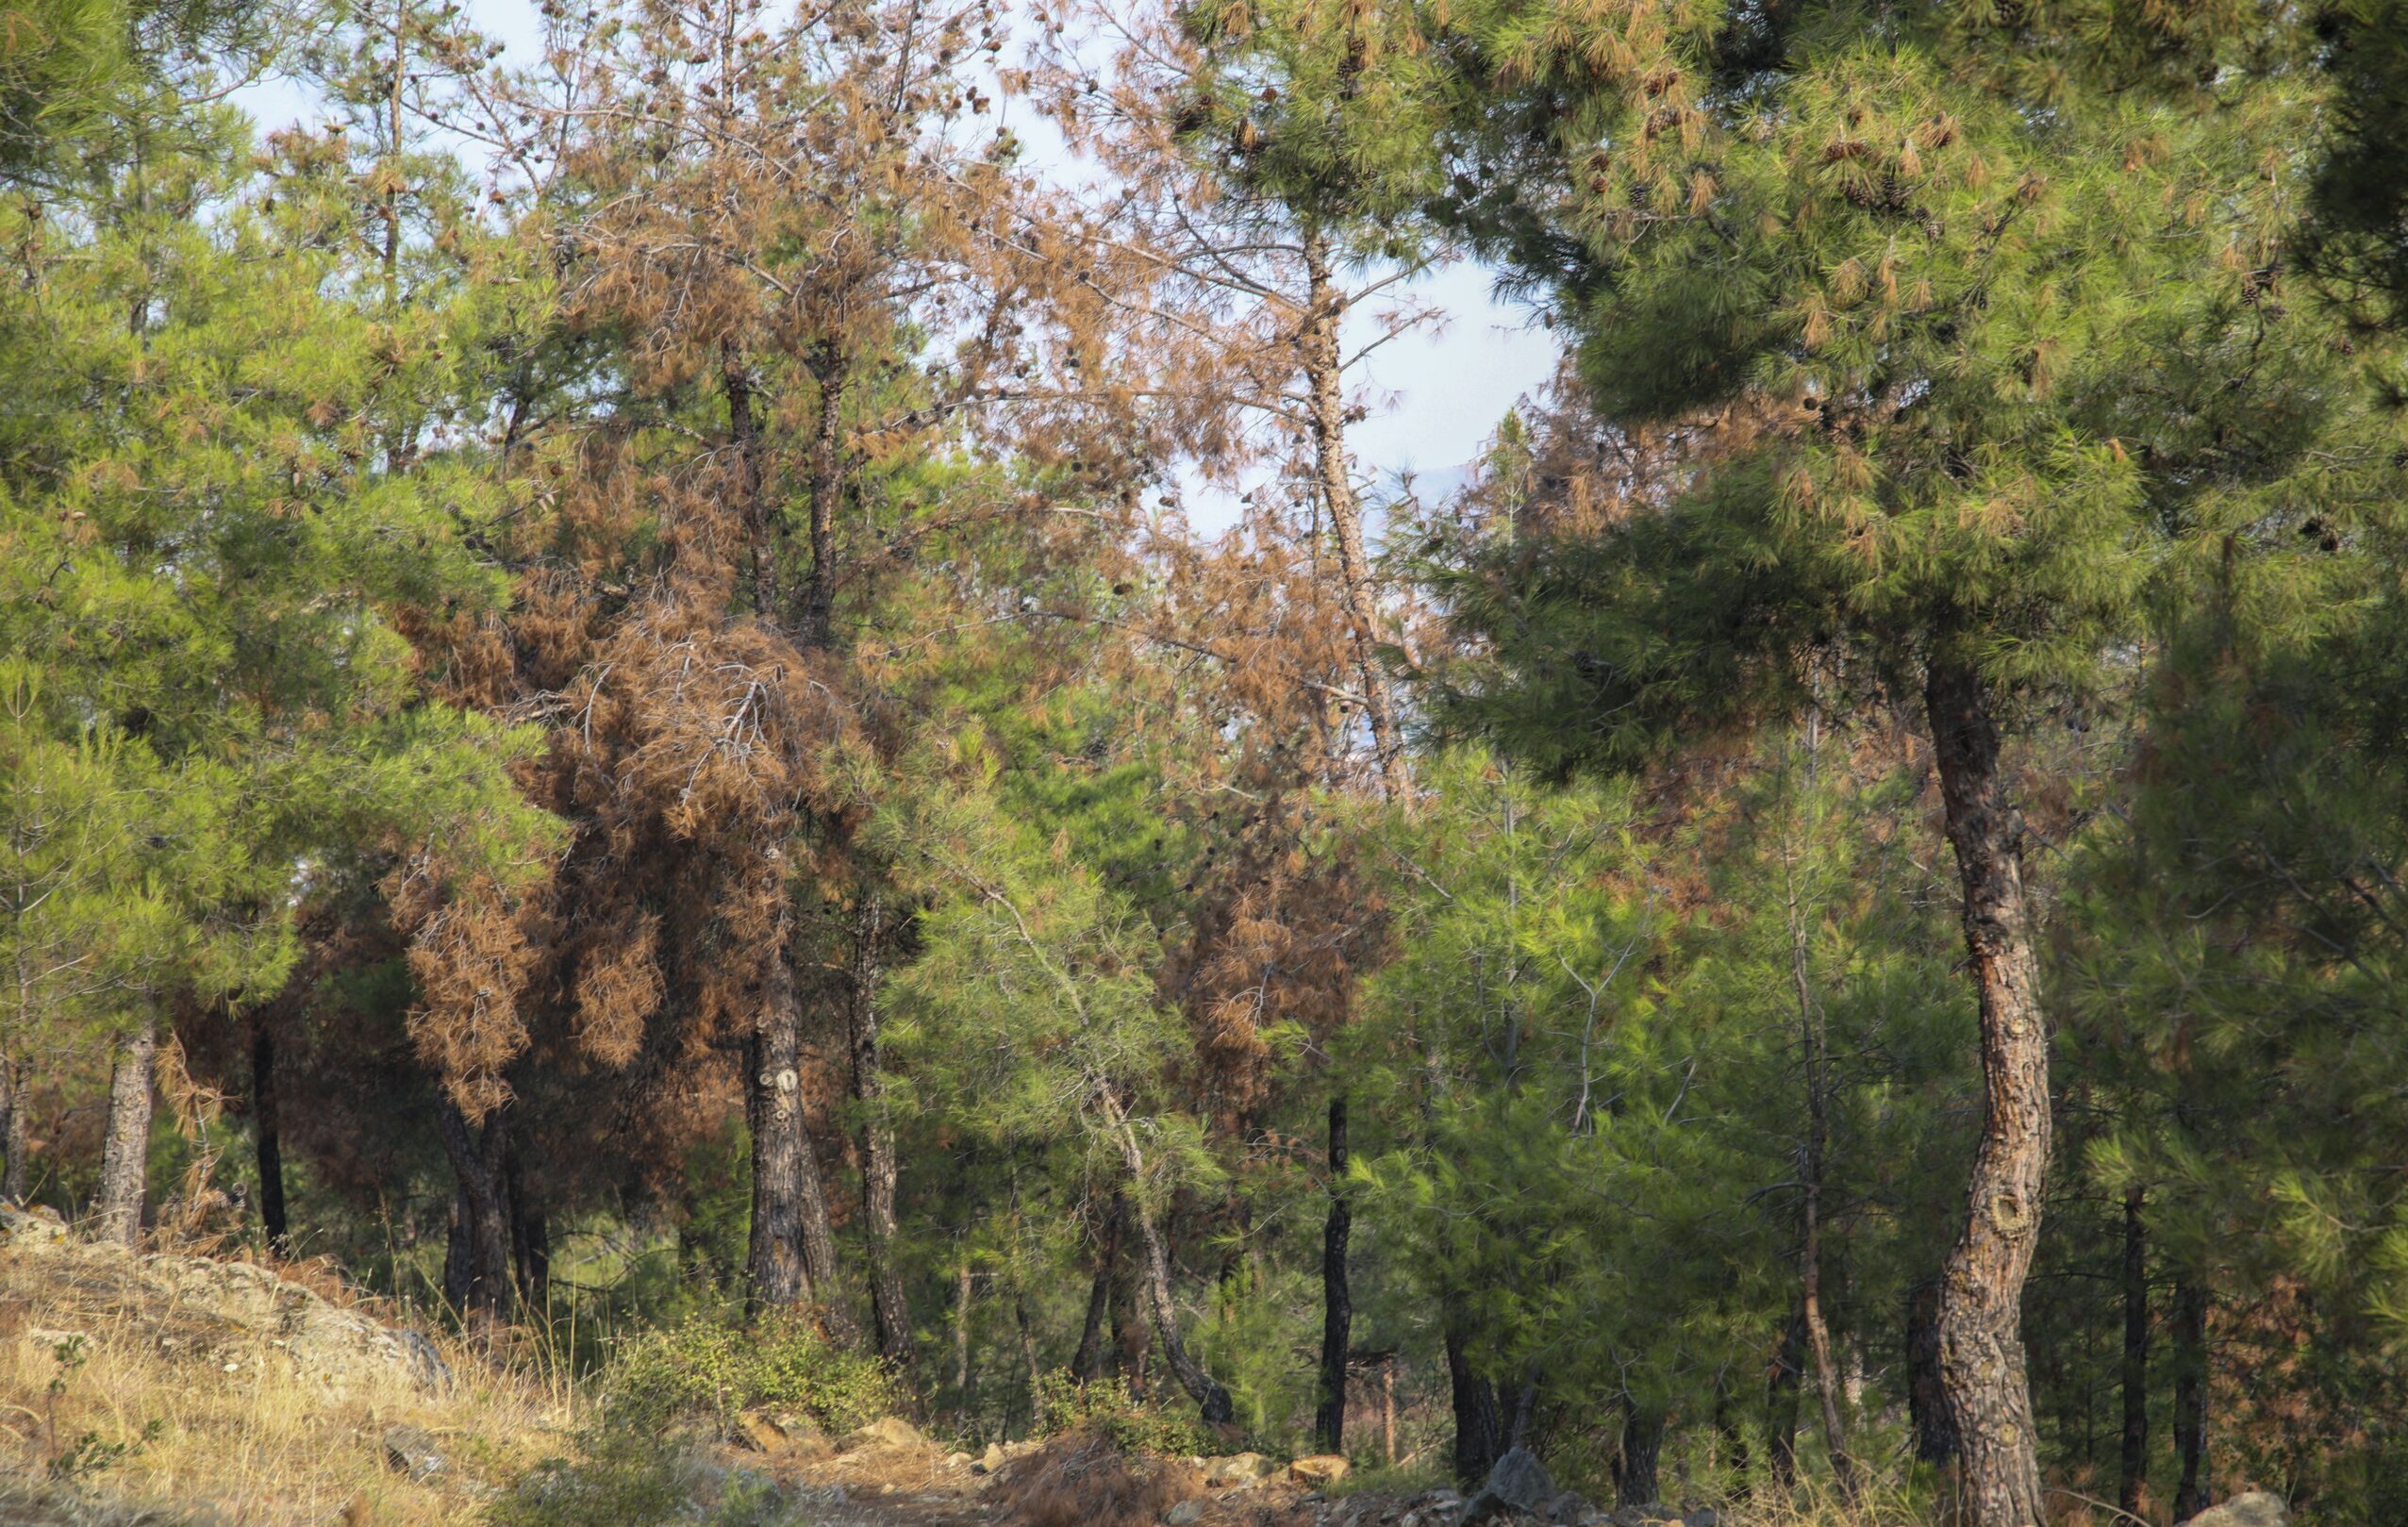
[0,1052,27,1203]
[442,1187,473,1313]
[745,962,813,1314]
[1445,1313,1503,1486]
[848,893,916,1376]
[2120,1187,2150,1518]
[1616,1403,1666,1509]
[433,1093,515,1325]
[953,1248,975,1403]
[1015,1285,1044,1417]
[1768,1306,1804,1488]
[1124,1170,1234,1423]
[1923,656,2051,1527]
[506,1139,548,1314]
[1316,1091,1353,1454]
[724,344,776,621]
[1714,1385,1752,1494]
[800,346,847,650]
[1908,1279,1960,1464]
[2172,1276,2209,1520]
[251,1022,289,1256]
[93,1013,158,1249]
[1111,1216,1151,1396]
[1300,230,1403,799]
[1072,1194,1123,1383]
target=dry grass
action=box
[988,1429,1205,1527]
[0,1248,573,1527]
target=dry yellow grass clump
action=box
[0,1213,572,1527]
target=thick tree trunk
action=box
[800,348,847,650]
[1300,231,1403,799]
[1616,1403,1666,1509]
[0,1052,27,1203]
[433,1093,514,1325]
[745,964,813,1315]
[1072,1194,1124,1383]
[1445,1312,1503,1486]
[848,893,916,1376]
[251,1022,289,1256]
[93,1013,158,1249]
[2172,1276,2209,1520]
[1316,1091,1353,1454]
[1768,1306,1805,1488]
[1908,1279,1960,1464]
[1923,656,2051,1527]
[2120,1188,2150,1519]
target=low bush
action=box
[601,1308,903,1436]
[1030,1369,1219,1458]
[990,1429,1204,1527]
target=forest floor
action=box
[0,1210,1716,1527]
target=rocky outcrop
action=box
[2182,1494,2289,1527]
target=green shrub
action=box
[1031,1369,1216,1458]
[603,1309,903,1436]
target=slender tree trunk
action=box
[93,1013,158,1249]
[848,892,916,1375]
[1,1052,28,1203]
[725,343,776,621]
[1768,1306,1805,1488]
[432,1093,514,1325]
[1121,1166,1234,1422]
[1072,1194,1124,1383]
[251,1022,289,1255]
[1908,1279,1960,1464]
[1383,1356,1398,1465]
[1316,1091,1353,1453]
[1014,1286,1044,1416]
[1615,1403,1665,1509]
[799,348,847,650]
[2120,1188,2151,1519]
[1714,1384,1752,1495]
[506,1137,548,1315]
[1111,1215,1152,1397]
[441,1188,473,1312]
[1300,230,1403,799]
[1445,1312,1503,1486]
[1923,656,2052,1527]
[953,1248,975,1403]
[2172,1276,2209,1520]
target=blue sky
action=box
[234,2,1561,538]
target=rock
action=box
[974,1440,1006,1473]
[1681,1510,1719,1527]
[382,1424,445,1483]
[1291,1454,1352,1486]
[1608,1510,1680,1527]
[839,1415,928,1452]
[1166,1502,1207,1526]
[0,1203,67,1252]
[2183,1494,2289,1527]
[1453,1445,1557,1524]
[946,1451,973,1468]
[1542,1492,1596,1524]
[1203,1452,1274,1487]
[735,1408,823,1453]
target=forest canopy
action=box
[4,1,2407,1525]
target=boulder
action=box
[1456,1446,1557,1525]
[734,1408,824,1457]
[2183,1494,2289,1527]
[1290,1453,1352,1486]
[839,1415,927,1453]
[1165,1502,1208,1527]
[1203,1452,1274,1487]
[0,1203,67,1251]
[382,1424,445,1483]
[974,1440,1007,1473]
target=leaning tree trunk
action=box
[1316,1091,1353,1453]
[2172,1275,2210,1520]
[2120,1187,2151,1519]
[251,1021,289,1255]
[0,1052,27,1203]
[1923,656,2052,1527]
[1109,1108,1233,1424]
[1300,231,1403,799]
[433,1093,516,1325]
[93,1013,158,1249]
[848,892,917,1376]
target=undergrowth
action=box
[601,1308,901,1436]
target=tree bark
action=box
[93,1013,158,1249]
[1300,229,1403,799]
[2120,1187,2150,1519]
[441,1187,473,1314]
[2172,1275,2209,1520]
[952,1250,974,1404]
[0,1052,27,1203]
[1316,1091,1353,1454]
[1908,1279,1960,1464]
[251,1021,289,1256]
[1072,1194,1124,1383]
[1111,1211,1152,1396]
[725,343,777,622]
[1615,1403,1666,1509]
[1123,1170,1234,1423]
[1768,1306,1805,1489]
[433,1092,515,1325]
[1446,1311,1503,1486]
[745,954,813,1316]
[799,346,847,650]
[506,1136,549,1314]
[1923,656,2051,1527]
[848,892,916,1376]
